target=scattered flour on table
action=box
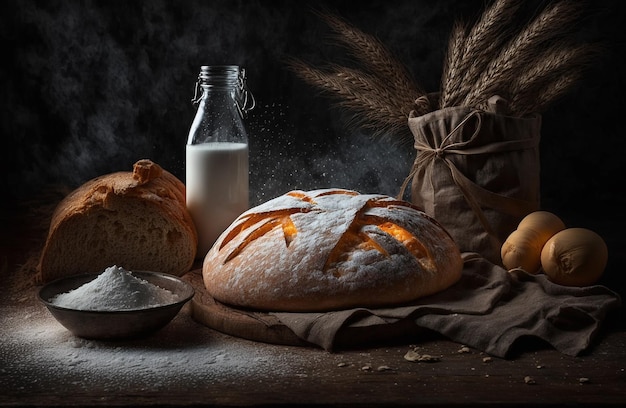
[1,259,316,399]
[50,265,179,311]
[0,299,304,394]
[0,270,332,398]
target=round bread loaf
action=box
[37,160,198,284]
[202,188,463,312]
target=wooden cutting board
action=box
[183,270,312,347]
[183,270,423,349]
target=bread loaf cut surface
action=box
[202,189,463,312]
[37,160,198,283]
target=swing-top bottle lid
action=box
[197,65,244,87]
[192,65,255,116]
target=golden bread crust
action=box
[37,160,197,283]
[202,189,463,312]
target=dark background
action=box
[2,1,625,296]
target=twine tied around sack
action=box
[399,99,540,255]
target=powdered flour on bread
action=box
[202,189,463,312]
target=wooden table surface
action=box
[1,204,625,408]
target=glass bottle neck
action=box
[192,65,243,103]
[191,65,255,116]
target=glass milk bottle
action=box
[186,65,255,258]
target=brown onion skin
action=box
[540,228,608,287]
[501,211,565,273]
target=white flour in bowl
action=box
[49,265,179,311]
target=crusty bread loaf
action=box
[202,188,463,312]
[37,160,197,284]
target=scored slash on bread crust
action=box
[219,207,313,263]
[36,160,198,284]
[202,188,463,312]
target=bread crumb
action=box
[404,350,441,363]
[524,376,536,385]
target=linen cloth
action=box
[272,253,621,358]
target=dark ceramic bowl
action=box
[38,271,195,340]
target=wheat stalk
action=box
[442,0,523,108]
[529,71,582,115]
[507,43,595,115]
[441,0,521,108]
[333,66,414,135]
[462,0,582,109]
[334,66,417,122]
[288,59,412,137]
[316,11,429,115]
[439,21,468,109]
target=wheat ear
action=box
[334,65,416,125]
[448,0,523,107]
[439,21,467,109]
[317,11,429,115]
[288,59,412,137]
[462,0,582,108]
[530,71,582,115]
[508,43,595,115]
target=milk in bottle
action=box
[186,65,254,258]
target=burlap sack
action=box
[399,96,542,265]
